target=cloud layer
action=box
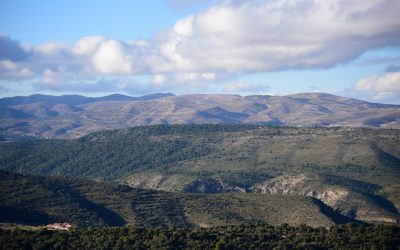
[354,71,400,102]
[1,0,400,97]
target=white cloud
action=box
[354,71,400,102]
[0,60,34,79]
[355,72,400,93]
[34,42,67,55]
[153,74,166,85]
[159,0,400,73]
[41,67,74,85]
[72,36,106,55]
[0,35,146,82]
[173,72,217,83]
[173,16,194,36]
[1,0,400,94]
[91,39,134,75]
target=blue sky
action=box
[0,0,399,103]
[0,0,213,44]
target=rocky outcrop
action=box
[182,178,246,193]
[126,175,180,191]
[252,174,400,224]
[127,175,247,194]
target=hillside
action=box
[0,124,399,224]
[0,170,339,228]
[0,93,399,138]
[252,174,400,224]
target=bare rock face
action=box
[182,178,247,193]
[183,178,226,193]
[126,174,182,192]
[1,93,399,138]
[127,175,247,194]
[308,190,349,207]
[252,174,400,224]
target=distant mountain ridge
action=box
[0,92,398,138]
[0,93,175,107]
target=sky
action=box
[0,0,399,104]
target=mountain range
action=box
[0,92,399,139]
[0,93,399,228]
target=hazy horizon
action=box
[1,0,399,104]
[1,91,399,105]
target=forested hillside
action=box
[1,124,399,224]
[0,170,342,228]
[1,124,399,184]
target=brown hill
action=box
[0,93,398,138]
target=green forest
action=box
[1,124,399,248]
[0,170,343,228]
[1,124,399,186]
[1,224,399,250]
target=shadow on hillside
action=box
[65,188,127,227]
[311,198,366,225]
[367,194,400,215]
[0,206,53,226]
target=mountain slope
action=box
[0,93,398,138]
[1,125,398,185]
[0,170,338,228]
[0,124,399,224]
[252,174,400,224]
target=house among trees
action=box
[45,223,73,231]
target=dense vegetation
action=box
[0,170,340,228]
[0,124,399,185]
[1,124,399,225]
[1,224,399,250]
[0,124,260,180]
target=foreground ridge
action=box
[0,224,399,249]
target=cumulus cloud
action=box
[151,72,220,92]
[1,0,400,93]
[0,35,30,61]
[354,71,400,102]
[0,35,152,83]
[0,60,34,79]
[161,0,400,73]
